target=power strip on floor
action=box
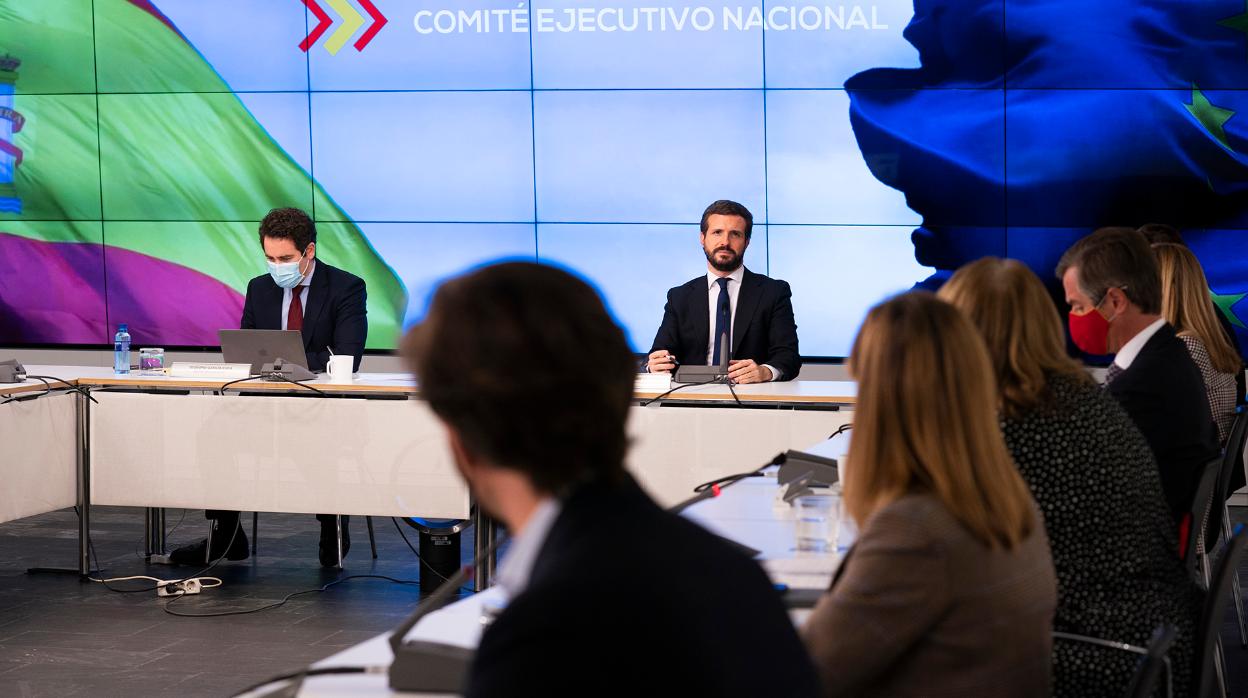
[156,579,201,597]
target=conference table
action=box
[267,432,852,697]
[0,365,855,586]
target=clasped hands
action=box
[646,350,772,384]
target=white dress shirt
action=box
[705,267,780,381]
[495,497,562,599]
[279,260,316,331]
[1112,317,1166,371]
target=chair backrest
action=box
[1205,409,1248,548]
[1185,458,1222,580]
[1125,624,1177,698]
[1195,527,1248,698]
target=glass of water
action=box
[139,347,165,375]
[794,493,840,553]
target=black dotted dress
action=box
[1000,371,1202,698]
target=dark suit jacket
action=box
[801,494,1056,697]
[466,476,820,698]
[649,268,801,380]
[1106,322,1220,523]
[240,261,367,372]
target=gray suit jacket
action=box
[801,493,1057,697]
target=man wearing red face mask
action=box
[1056,228,1218,535]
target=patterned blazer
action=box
[1178,334,1238,445]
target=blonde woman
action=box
[801,292,1056,697]
[940,258,1200,698]
[1153,243,1242,444]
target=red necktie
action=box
[287,286,304,332]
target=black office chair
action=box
[250,512,378,566]
[1202,409,1248,648]
[1053,624,1178,698]
[1195,527,1248,698]
[1186,458,1222,583]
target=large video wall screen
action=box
[1,1,1245,356]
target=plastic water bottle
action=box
[113,324,131,374]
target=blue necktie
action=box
[713,277,731,366]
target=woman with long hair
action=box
[939,257,1200,697]
[1153,242,1242,444]
[801,291,1056,697]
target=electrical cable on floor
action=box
[390,517,453,584]
[88,573,222,589]
[162,574,421,618]
[87,513,239,595]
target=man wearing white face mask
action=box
[169,207,367,567]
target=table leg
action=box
[78,388,91,577]
[472,505,496,591]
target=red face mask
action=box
[1068,296,1113,356]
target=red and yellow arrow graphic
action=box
[299,0,332,52]
[354,0,388,51]
[299,0,387,54]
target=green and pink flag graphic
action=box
[0,0,407,348]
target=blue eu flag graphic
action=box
[846,0,1248,341]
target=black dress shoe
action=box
[168,532,250,566]
[318,516,351,567]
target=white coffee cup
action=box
[327,355,354,384]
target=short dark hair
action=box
[1056,227,1162,314]
[1137,223,1185,246]
[402,262,635,495]
[258,207,317,253]
[700,200,753,241]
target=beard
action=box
[705,246,743,273]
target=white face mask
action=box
[267,254,306,289]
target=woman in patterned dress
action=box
[939,257,1201,698]
[1153,243,1241,445]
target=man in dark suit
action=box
[403,262,819,698]
[1057,227,1219,529]
[170,207,367,566]
[240,214,367,374]
[647,200,800,382]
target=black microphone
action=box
[387,533,507,692]
[0,359,27,383]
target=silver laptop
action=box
[219,329,310,375]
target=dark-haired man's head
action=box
[259,208,317,283]
[402,262,635,527]
[1137,223,1185,247]
[1056,227,1162,355]
[700,200,753,274]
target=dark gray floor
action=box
[0,506,465,697]
[1,507,1247,697]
